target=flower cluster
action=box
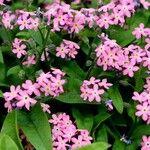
[12,38,51,66]
[80,77,112,102]
[132,77,150,124]
[141,136,150,150]
[95,32,150,77]
[49,113,92,150]
[1,10,40,30]
[56,39,80,59]
[3,68,65,112]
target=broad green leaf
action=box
[1,111,23,150]
[66,77,82,92]
[127,10,149,30]
[56,91,99,104]
[134,67,147,92]
[62,61,86,80]
[131,125,150,139]
[50,32,62,46]
[72,107,93,132]
[17,104,52,150]
[112,139,125,150]
[7,65,23,85]
[127,101,136,121]
[107,26,135,47]
[95,125,108,142]
[79,29,97,38]
[16,31,30,38]
[77,142,110,150]
[108,85,124,114]
[29,30,43,46]
[0,28,12,43]
[7,65,21,77]
[80,42,90,55]
[0,134,19,150]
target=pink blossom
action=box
[22,80,40,96]
[12,38,27,58]
[16,90,37,110]
[23,55,36,66]
[136,102,150,121]
[41,103,51,114]
[3,85,20,101]
[132,23,147,39]
[141,136,150,150]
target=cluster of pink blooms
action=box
[132,77,150,124]
[49,113,92,150]
[141,136,150,150]
[43,0,150,33]
[1,10,40,30]
[95,31,150,77]
[3,68,65,112]
[56,39,79,59]
[12,38,50,66]
[80,77,112,102]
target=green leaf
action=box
[7,66,21,77]
[108,85,124,114]
[72,107,93,132]
[62,61,86,80]
[92,109,111,138]
[29,30,43,46]
[77,142,110,150]
[1,111,23,150]
[107,26,135,47]
[0,134,19,150]
[95,125,108,142]
[134,67,147,92]
[131,125,150,139]
[56,91,99,104]
[16,31,30,38]
[127,10,149,30]
[79,29,97,38]
[17,104,52,150]
[112,139,125,150]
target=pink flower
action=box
[22,80,40,96]
[3,85,20,101]
[23,55,36,66]
[80,77,112,102]
[17,14,31,30]
[132,92,147,103]
[136,102,150,121]
[96,12,112,29]
[2,11,15,29]
[140,0,150,9]
[41,103,51,114]
[145,38,150,50]
[16,90,37,110]
[56,44,69,58]
[132,23,147,39]
[141,136,150,150]
[12,38,27,58]
[123,62,139,77]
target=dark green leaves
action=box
[1,111,23,150]
[72,107,94,132]
[108,85,124,114]
[17,104,52,150]
[131,125,150,139]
